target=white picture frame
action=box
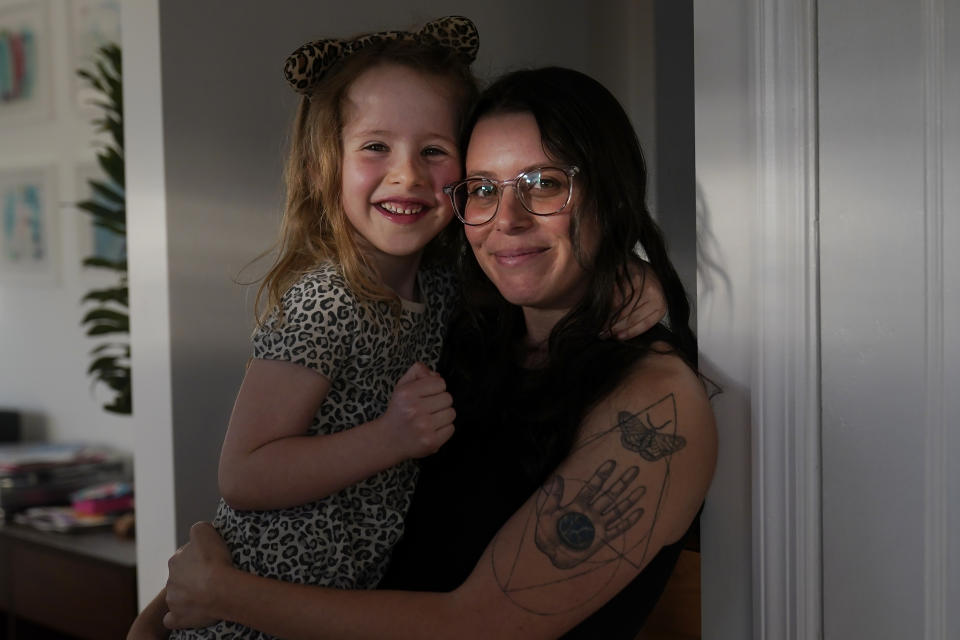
[68,0,121,112]
[0,0,53,125]
[0,164,59,282]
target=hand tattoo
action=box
[534,460,646,570]
[493,393,687,615]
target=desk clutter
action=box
[0,432,138,639]
[0,442,133,533]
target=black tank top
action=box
[380,356,688,638]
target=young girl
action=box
[132,16,665,640]
[161,16,481,640]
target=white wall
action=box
[693,1,759,636]
[819,1,959,637]
[0,0,131,451]
[124,0,697,607]
[695,0,959,638]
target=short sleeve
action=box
[252,267,358,379]
[419,264,460,327]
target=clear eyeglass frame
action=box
[443,165,580,226]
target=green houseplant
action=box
[76,43,130,415]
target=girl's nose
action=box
[388,153,425,186]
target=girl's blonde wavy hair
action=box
[255,39,477,325]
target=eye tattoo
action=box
[556,512,595,551]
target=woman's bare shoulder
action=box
[631,342,704,387]
[593,344,715,437]
[577,344,718,541]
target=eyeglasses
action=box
[443,165,580,226]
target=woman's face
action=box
[463,112,597,313]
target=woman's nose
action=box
[494,187,532,232]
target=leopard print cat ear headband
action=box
[283,15,479,95]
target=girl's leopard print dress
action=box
[171,262,457,639]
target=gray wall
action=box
[127,0,699,601]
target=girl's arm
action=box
[127,588,174,639]
[219,359,454,511]
[129,357,454,636]
[165,352,717,639]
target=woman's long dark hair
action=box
[442,67,696,482]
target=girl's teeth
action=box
[381,203,423,215]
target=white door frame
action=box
[695,1,822,638]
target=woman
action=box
[160,67,716,639]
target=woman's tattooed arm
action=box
[485,355,714,628]
[532,395,687,570]
[534,459,648,570]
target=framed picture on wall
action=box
[0,0,53,125]
[0,165,58,282]
[74,163,125,268]
[69,0,121,111]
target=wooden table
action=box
[0,523,137,639]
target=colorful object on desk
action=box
[0,444,127,520]
[13,506,113,532]
[71,480,131,501]
[71,481,133,515]
[0,442,111,473]
[73,494,133,515]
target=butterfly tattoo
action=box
[617,408,686,461]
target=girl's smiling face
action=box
[463,111,597,315]
[339,63,461,269]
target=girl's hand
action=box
[605,262,667,340]
[163,522,231,630]
[380,362,456,459]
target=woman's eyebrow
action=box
[464,170,497,178]
[465,165,556,179]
